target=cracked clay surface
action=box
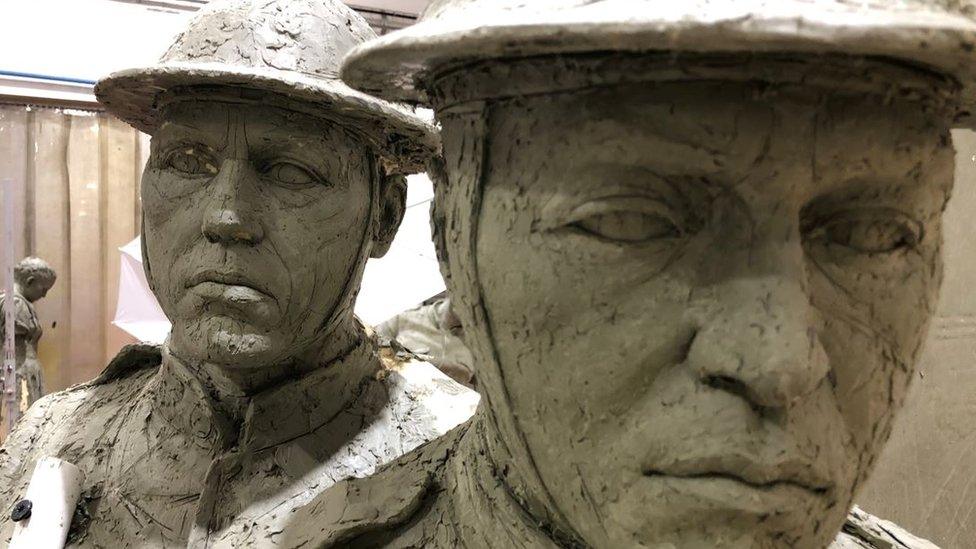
[288,52,958,549]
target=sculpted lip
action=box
[186,269,274,299]
[642,455,833,495]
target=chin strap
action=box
[433,99,580,542]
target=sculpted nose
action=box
[686,276,830,410]
[201,160,265,246]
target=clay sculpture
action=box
[0,1,478,546]
[0,257,56,410]
[285,1,972,547]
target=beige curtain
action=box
[0,103,149,402]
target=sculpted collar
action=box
[285,410,568,547]
[150,335,381,452]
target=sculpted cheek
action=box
[142,173,177,225]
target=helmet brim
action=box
[96,62,439,174]
[341,3,976,123]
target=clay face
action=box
[459,80,952,547]
[14,259,56,303]
[143,100,384,369]
[19,278,52,303]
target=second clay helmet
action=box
[97,0,437,174]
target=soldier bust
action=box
[285,1,973,548]
[0,257,56,409]
[0,1,477,547]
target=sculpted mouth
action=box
[186,270,273,299]
[642,469,829,495]
[642,458,832,495]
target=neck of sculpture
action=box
[449,409,583,548]
[170,315,365,422]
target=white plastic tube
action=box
[9,457,85,549]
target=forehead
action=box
[488,81,945,168]
[155,100,369,155]
[479,80,953,204]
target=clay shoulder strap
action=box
[85,343,163,387]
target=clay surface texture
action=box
[0,340,475,547]
[0,0,476,546]
[303,42,958,549]
[328,0,975,546]
[377,297,475,387]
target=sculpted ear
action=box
[370,172,407,259]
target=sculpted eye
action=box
[162,146,219,177]
[548,195,694,245]
[572,211,681,242]
[805,209,922,254]
[264,162,321,188]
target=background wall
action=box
[0,104,148,392]
[353,0,428,13]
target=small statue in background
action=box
[0,257,56,411]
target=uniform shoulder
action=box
[831,506,939,549]
[283,422,465,548]
[3,344,161,453]
[7,344,162,421]
[84,343,162,387]
[1,344,163,509]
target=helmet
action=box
[97,0,438,173]
[342,0,976,121]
